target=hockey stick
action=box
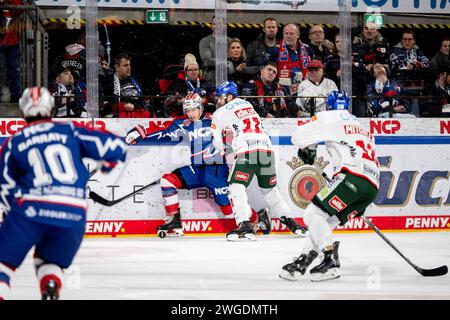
[89,179,161,207]
[89,169,98,178]
[360,216,448,277]
[316,168,448,277]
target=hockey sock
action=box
[250,209,258,224]
[0,262,15,300]
[228,183,253,225]
[261,187,293,218]
[220,205,238,228]
[34,258,63,297]
[303,203,334,251]
[161,173,183,215]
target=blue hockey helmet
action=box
[326,90,350,110]
[215,81,239,99]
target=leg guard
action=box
[161,173,183,215]
[34,258,63,300]
[220,204,233,216]
[228,183,252,225]
[303,203,336,252]
[260,187,292,218]
[0,262,15,300]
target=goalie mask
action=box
[19,87,55,119]
[183,92,203,115]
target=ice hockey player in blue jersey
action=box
[125,93,265,238]
[0,87,127,300]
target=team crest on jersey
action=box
[183,119,191,126]
[287,156,329,209]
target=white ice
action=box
[9,231,450,300]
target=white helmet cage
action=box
[19,87,55,118]
[182,92,203,115]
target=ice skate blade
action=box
[279,269,302,281]
[310,268,340,282]
[226,233,256,242]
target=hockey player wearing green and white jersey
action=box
[211,81,307,241]
[280,90,380,282]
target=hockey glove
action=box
[125,124,146,145]
[297,145,317,165]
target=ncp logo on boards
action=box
[369,120,401,134]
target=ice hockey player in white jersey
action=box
[211,81,307,241]
[0,87,127,299]
[279,90,379,282]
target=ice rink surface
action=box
[9,231,450,300]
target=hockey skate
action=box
[256,208,271,235]
[279,250,318,281]
[157,213,184,238]
[41,279,60,300]
[226,221,256,241]
[310,241,340,282]
[280,216,308,236]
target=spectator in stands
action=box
[389,30,431,116]
[322,39,335,57]
[49,62,86,117]
[308,25,328,64]
[389,30,431,73]
[420,69,450,117]
[164,53,213,116]
[367,63,414,118]
[296,59,338,117]
[57,33,87,83]
[168,53,211,97]
[0,0,23,103]
[430,37,449,77]
[245,17,279,77]
[352,23,390,74]
[242,61,287,118]
[266,22,313,115]
[325,33,370,117]
[199,15,230,86]
[227,38,252,92]
[101,53,146,117]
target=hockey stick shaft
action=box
[89,179,161,207]
[361,216,447,277]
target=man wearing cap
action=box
[48,62,86,117]
[296,59,338,117]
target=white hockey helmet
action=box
[19,87,55,118]
[182,92,203,114]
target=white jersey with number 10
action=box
[292,110,380,189]
[211,98,273,156]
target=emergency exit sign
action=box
[146,10,169,24]
[364,13,385,28]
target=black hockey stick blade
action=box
[361,216,448,277]
[418,265,448,277]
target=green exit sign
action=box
[146,10,169,24]
[364,13,385,28]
